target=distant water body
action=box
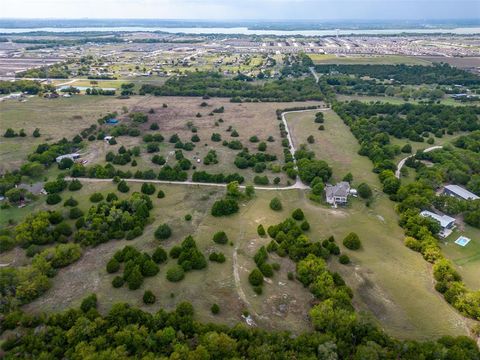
[1,26,480,36]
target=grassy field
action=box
[0,179,467,339]
[0,95,321,185]
[309,54,431,66]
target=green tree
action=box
[269,197,282,211]
[155,224,172,240]
[343,232,361,250]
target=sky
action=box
[0,0,479,20]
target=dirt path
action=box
[395,145,443,178]
[309,67,319,83]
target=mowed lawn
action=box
[3,180,469,340]
[443,227,480,290]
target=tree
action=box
[257,224,266,236]
[226,181,242,198]
[166,265,185,282]
[292,208,304,221]
[80,293,97,313]
[343,232,361,250]
[143,290,156,304]
[112,276,124,288]
[126,266,143,290]
[152,247,167,264]
[357,183,373,199]
[155,224,172,240]
[117,180,130,193]
[4,128,16,138]
[213,231,228,244]
[33,128,41,137]
[401,144,412,153]
[141,183,155,195]
[307,135,315,144]
[339,255,350,264]
[106,258,120,273]
[211,198,239,217]
[46,193,62,205]
[211,303,220,314]
[258,142,267,151]
[245,185,255,198]
[5,188,26,204]
[58,158,74,170]
[68,179,82,191]
[248,268,264,286]
[343,173,353,183]
[89,192,104,203]
[269,197,282,211]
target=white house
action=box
[420,210,456,238]
[325,181,351,206]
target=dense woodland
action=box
[315,63,480,86]
[139,72,325,101]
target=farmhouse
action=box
[325,181,351,206]
[420,210,456,238]
[443,185,480,201]
[55,153,80,163]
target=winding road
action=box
[395,145,443,178]
[68,108,329,191]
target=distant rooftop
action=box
[444,185,480,201]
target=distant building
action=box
[325,181,351,206]
[420,210,456,238]
[443,185,480,201]
[55,153,80,163]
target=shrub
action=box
[80,294,97,313]
[269,197,282,211]
[248,268,264,286]
[300,220,310,231]
[259,263,274,278]
[106,258,120,273]
[141,183,156,195]
[106,193,118,202]
[69,207,84,219]
[126,266,143,290]
[307,135,315,144]
[339,254,350,264]
[0,235,15,253]
[157,190,165,198]
[253,286,263,295]
[211,198,239,217]
[249,135,259,143]
[258,142,267,151]
[152,247,168,264]
[68,179,83,191]
[143,290,156,304]
[117,180,130,193]
[291,208,304,220]
[211,303,220,314]
[150,123,159,130]
[209,252,226,263]
[112,276,124,288]
[166,265,185,282]
[213,231,228,244]
[357,183,372,199]
[343,232,361,250]
[89,192,104,203]
[184,214,192,221]
[155,224,172,240]
[257,224,266,236]
[401,144,412,153]
[64,196,78,207]
[46,193,62,205]
[287,272,294,280]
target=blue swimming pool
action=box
[455,236,471,247]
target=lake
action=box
[1,26,480,36]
